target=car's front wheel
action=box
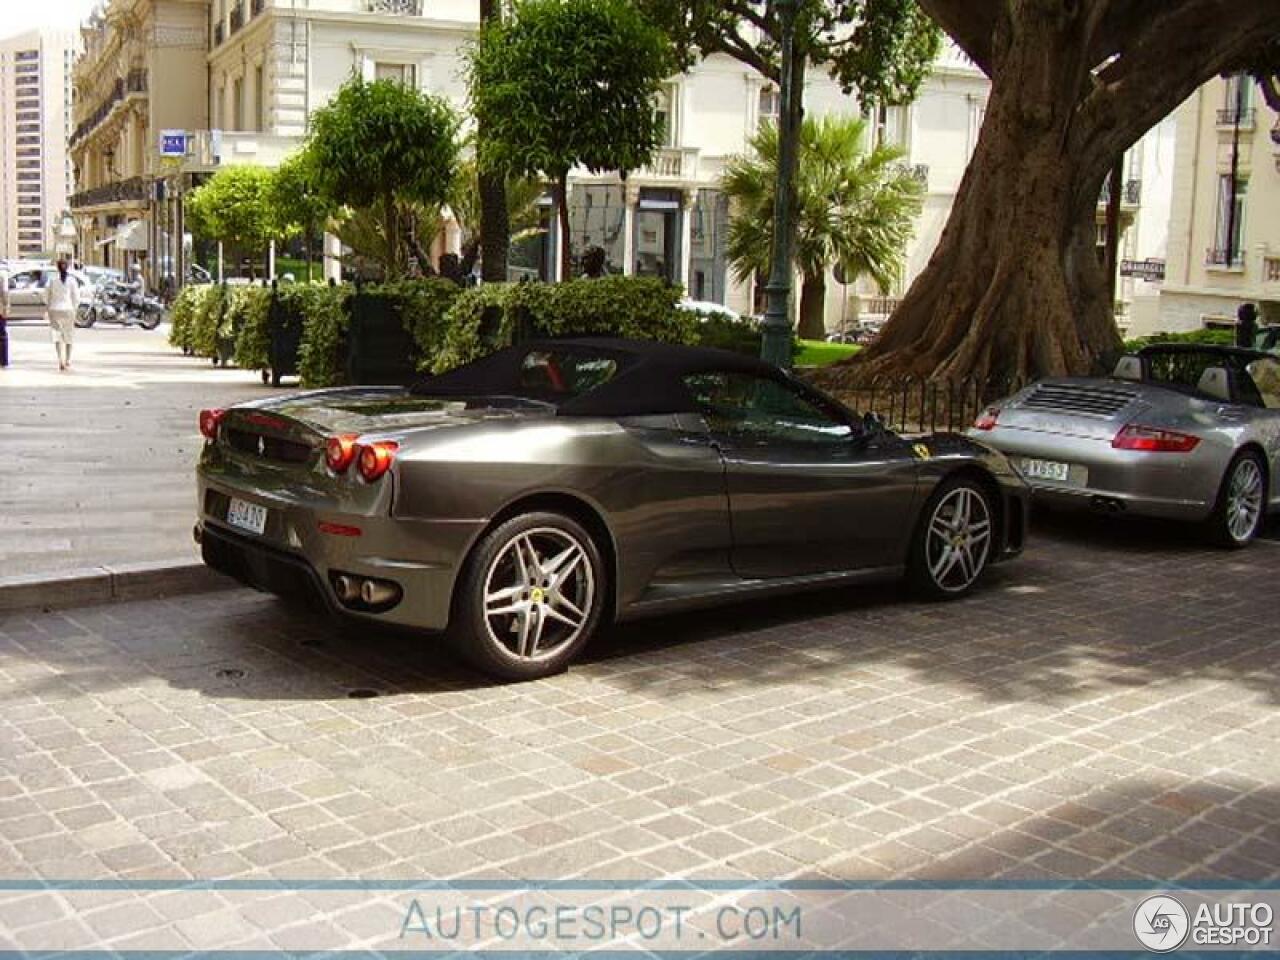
[450,512,605,681]
[1209,450,1267,548]
[908,476,994,599]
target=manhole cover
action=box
[215,668,246,680]
[347,688,380,699]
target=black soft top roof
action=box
[411,337,779,416]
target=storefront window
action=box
[569,185,626,276]
[634,188,681,284]
[687,189,729,303]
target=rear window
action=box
[518,349,620,398]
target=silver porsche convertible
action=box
[197,338,1028,680]
[972,343,1280,546]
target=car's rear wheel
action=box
[450,511,604,681]
[1209,450,1266,548]
[908,476,994,599]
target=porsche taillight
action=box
[199,408,225,441]
[325,434,360,474]
[1112,424,1200,453]
[973,406,1000,431]
[357,441,399,482]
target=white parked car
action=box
[4,266,98,322]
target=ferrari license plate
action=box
[1022,458,1071,483]
[227,498,268,535]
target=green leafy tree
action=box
[185,166,275,277]
[305,75,461,277]
[854,2,1280,382]
[724,115,923,340]
[266,150,336,282]
[476,0,510,283]
[635,0,940,103]
[467,0,678,281]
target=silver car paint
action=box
[973,376,1280,519]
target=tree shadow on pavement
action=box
[0,518,1276,707]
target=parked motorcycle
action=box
[76,280,166,330]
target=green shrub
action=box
[434,277,691,371]
[232,285,274,371]
[190,283,229,358]
[168,284,213,352]
[694,314,762,356]
[296,284,353,387]
[1123,328,1235,353]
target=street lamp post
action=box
[760,0,800,368]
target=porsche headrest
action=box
[1196,366,1231,402]
[1112,356,1143,381]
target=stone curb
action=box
[0,561,235,613]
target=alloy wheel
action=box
[1226,457,1264,543]
[482,526,595,662]
[925,486,992,593]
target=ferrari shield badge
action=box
[912,442,932,460]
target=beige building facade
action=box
[69,0,209,276]
[1158,73,1280,333]
[0,29,76,260]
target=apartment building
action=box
[1158,73,1280,332]
[0,29,76,260]
[202,0,995,325]
[69,0,208,275]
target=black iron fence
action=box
[813,375,1028,436]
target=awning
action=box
[96,219,149,251]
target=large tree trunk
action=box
[477,0,510,284]
[798,272,826,341]
[856,0,1280,385]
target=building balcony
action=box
[365,0,424,11]
[1205,247,1245,270]
[69,176,149,211]
[1099,177,1142,207]
[638,146,699,181]
[70,69,148,147]
[1217,107,1256,129]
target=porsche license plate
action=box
[1022,458,1071,483]
[227,498,268,535]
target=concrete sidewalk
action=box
[0,322,276,580]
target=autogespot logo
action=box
[1134,895,1190,952]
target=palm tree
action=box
[722,115,924,341]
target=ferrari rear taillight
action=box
[199,408,225,441]
[325,434,360,474]
[357,441,399,482]
[1112,424,1200,453]
[973,406,1000,431]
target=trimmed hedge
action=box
[190,283,230,359]
[434,276,693,372]
[168,283,216,353]
[1123,328,1235,353]
[294,284,353,387]
[229,286,273,370]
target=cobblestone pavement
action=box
[0,323,273,577]
[1,511,1278,899]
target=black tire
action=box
[906,475,996,600]
[75,308,96,329]
[140,311,162,330]
[1207,450,1267,548]
[448,511,605,681]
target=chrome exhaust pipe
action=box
[333,574,360,603]
[360,579,400,607]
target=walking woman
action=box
[43,258,80,371]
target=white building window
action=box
[654,83,678,147]
[1211,175,1246,266]
[757,85,781,131]
[375,62,416,87]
